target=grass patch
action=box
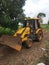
[41,24,49,30]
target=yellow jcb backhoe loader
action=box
[0,18,43,51]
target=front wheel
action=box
[26,38,33,48]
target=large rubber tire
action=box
[26,38,33,48]
[37,30,43,41]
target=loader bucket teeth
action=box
[0,35,22,51]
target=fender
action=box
[36,28,43,34]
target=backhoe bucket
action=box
[0,35,22,51]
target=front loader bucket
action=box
[0,35,22,51]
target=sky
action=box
[23,0,49,24]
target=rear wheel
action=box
[26,38,32,48]
[37,30,43,41]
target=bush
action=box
[4,28,11,34]
[0,27,5,35]
[0,26,15,35]
[4,28,15,35]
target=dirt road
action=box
[0,30,49,65]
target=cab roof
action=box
[25,18,40,20]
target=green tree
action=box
[0,0,25,29]
[48,20,49,25]
[37,13,46,23]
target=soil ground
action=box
[0,30,49,65]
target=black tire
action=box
[37,30,43,41]
[26,38,33,48]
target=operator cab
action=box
[18,18,41,32]
[24,18,41,31]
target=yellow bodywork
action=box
[14,27,30,42]
[36,29,42,34]
[14,27,43,42]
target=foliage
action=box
[0,26,5,35]
[37,13,46,18]
[0,26,15,36]
[0,0,25,30]
[48,20,49,25]
[0,0,25,18]
[37,13,46,23]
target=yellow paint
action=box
[25,18,40,20]
[36,29,41,34]
[13,28,25,36]
[13,27,30,42]
[22,37,27,42]
[15,44,22,51]
[10,44,22,51]
[21,27,30,38]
